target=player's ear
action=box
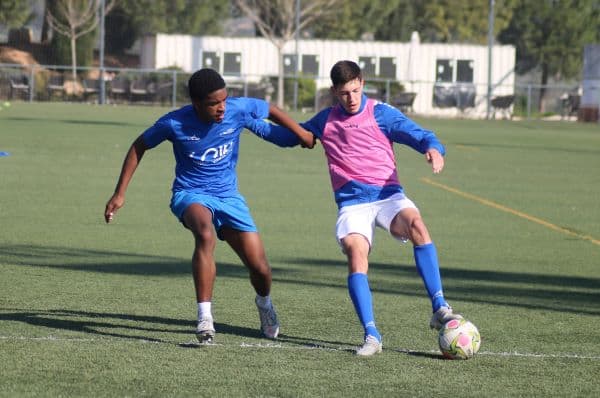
[330,86,336,96]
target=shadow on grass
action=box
[0,308,361,350]
[0,243,247,277]
[276,334,356,353]
[2,116,145,128]
[389,348,445,360]
[453,141,600,156]
[278,257,600,317]
[2,243,599,316]
[0,308,272,343]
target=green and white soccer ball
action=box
[438,318,481,360]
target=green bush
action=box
[270,75,317,109]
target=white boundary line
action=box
[2,335,600,360]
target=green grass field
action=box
[1,102,599,397]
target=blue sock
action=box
[348,273,381,341]
[414,243,447,312]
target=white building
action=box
[582,44,600,119]
[141,33,515,118]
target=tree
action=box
[311,0,404,41]
[46,0,117,82]
[374,0,421,42]
[118,0,227,36]
[499,0,600,112]
[414,0,515,44]
[103,4,138,54]
[311,0,515,43]
[0,0,32,28]
[234,0,341,108]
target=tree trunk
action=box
[40,2,50,43]
[71,36,78,82]
[539,63,549,114]
[277,46,285,108]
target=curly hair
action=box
[188,68,226,101]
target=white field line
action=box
[2,335,600,360]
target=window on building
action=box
[457,60,474,82]
[433,58,476,109]
[302,54,319,76]
[435,59,453,83]
[283,54,298,75]
[223,52,241,75]
[379,57,396,79]
[359,56,376,77]
[203,51,220,70]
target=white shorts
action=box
[335,192,418,248]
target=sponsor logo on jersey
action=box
[198,141,234,163]
[220,128,236,136]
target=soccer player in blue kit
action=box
[104,68,314,342]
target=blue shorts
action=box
[170,191,257,240]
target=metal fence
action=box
[0,62,593,121]
[0,63,183,106]
[0,62,405,110]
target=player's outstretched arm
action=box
[267,103,315,148]
[104,135,148,223]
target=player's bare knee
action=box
[409,218,431,245]
[192,226,216,249]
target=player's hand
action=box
[104,193,125,223]
[300,134,317,149]
[426,149,444,174]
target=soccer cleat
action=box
[196,316,215,343]
[430,306,464,331]
[356,335,383,356]
[255,298,280,339]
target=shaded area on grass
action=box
[0,308,269,343]
[1,308,445,358]
[2,243,599,317]
[283,257,600,316]
[452,141,600,156]
[0,308,369,351]
[1,116,147,128]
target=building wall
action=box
[582,44,600,107]
[141,33,515,117]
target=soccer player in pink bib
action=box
[253,60,463,356]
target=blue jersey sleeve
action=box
[234,97,294,146]
[374,102,445,155]
[302,108,330,138]
[243,106,330,147]
[142,117,174,149]
[247,118,302,147]
[239,97,270,120]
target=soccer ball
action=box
[438,318,481,360]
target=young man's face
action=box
[193,88,227,123]
[331,78,364,114]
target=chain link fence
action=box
[0,62,596,122]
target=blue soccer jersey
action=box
[142,97,298,197]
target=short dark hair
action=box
[188,68,226,101]
[330,60,362,87]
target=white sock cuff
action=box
[198,301,212,319]
[255,294,271,308]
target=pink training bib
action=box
[321,99,400,190]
